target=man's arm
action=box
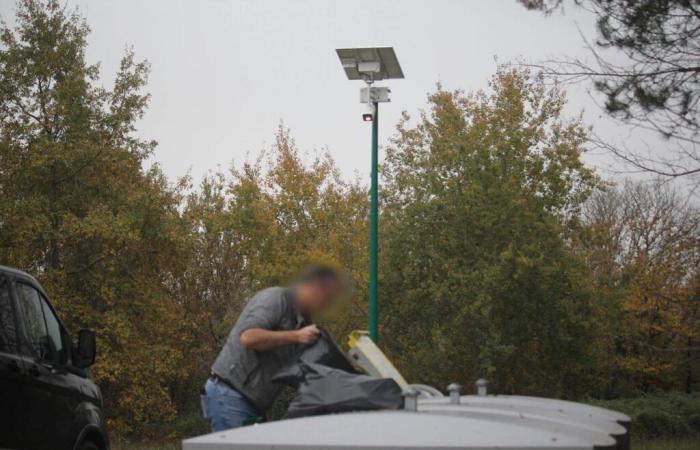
[240,324,319,351]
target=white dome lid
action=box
[183,410,617,450]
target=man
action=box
[201,265,341,431]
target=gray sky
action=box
[0,0,671,185]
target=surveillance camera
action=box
[362,104,375,122]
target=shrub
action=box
[589,392,700,439]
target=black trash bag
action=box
[274,328,359,386]
[283,362,403,418]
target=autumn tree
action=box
[0,0,189,434]
[581,181,700,393]
[0,1,369,434]
[172,125,370,412]
[5,0,698,440]
[380,69,603,398]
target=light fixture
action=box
[336,47,404,343]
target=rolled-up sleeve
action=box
[237,294,284,333]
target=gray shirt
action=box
[211,287,306,412]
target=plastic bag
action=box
[274,328,359,386]
[283,362,403,418]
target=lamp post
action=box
[336,47,404,343]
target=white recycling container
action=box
[182,409,619,450]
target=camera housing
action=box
[363,104,375,122]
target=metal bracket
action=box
[360,86,391,103]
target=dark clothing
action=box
[211,287,306,412]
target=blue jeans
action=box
[202,378,259,432]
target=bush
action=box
[589,392,700,439]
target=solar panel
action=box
[336,47,404,81]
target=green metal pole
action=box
[369,101,379,343]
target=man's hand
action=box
[295,324,320,344]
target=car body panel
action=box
[0,265,108,450]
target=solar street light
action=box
[336,47,404,343]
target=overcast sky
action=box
[0,0,672,185]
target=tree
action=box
[173,125,370,419]
[380,68,604,397]
[581,181,700,393]
[0,1,370,434]
[0,0,188,434]
[521,0,700,179]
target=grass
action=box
[632,437,700,450]
[111,442,180,450]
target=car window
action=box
[39,294,65,363]
[15,283,65,363]
[0,277,21,355]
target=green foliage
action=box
[2,0,699,442]
[171,124,370,408]
[0,0,188,434]
[0,4,369,434]
[590,393,700,439]
[579,183,700,396]
[632,437,700,450]
[380,69,602,398]
[522,0,700,178]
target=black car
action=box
[0,265,108,450]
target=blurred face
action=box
[295,279,339,315]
